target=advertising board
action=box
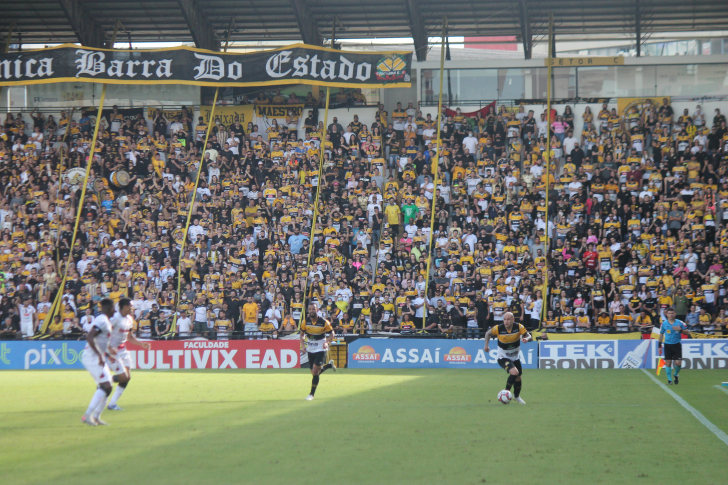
[0,340,300,370]
[348,339,539,369]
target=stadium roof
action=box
[3,0,728,60]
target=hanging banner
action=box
[442,101,496,118]
[253,104,304,136]
[255,103,305,119]
[0,43,412,88]
[617,97,670,117]
[146,107,195,121]
[28,82,94,107]
[199,105,255,126]
[99,107,145,127]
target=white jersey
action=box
[84,314,112,355]
[109,312,134,351]
[19,305,36,326]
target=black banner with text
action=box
[0,43,412,88]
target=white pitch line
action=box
[714,385,728,396]
[642,369,728,447]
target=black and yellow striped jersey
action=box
[491,323,527,350]
[300,316,333,340]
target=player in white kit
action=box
[81,298,115,426]
[106,298,151,411]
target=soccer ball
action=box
[498,390,512,404]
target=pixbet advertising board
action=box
[348,339,539,369]
[0,341,86,370]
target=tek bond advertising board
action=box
[539,339,728,370]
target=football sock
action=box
[93,394,108,419]
[108,384,126,407]
[86,388,109,417]
[506,374,517,391]
[673,365,681,376]
[514,381,522,398]
[665,367,673,381]
[310,375,320,396]
[320,363,332,374]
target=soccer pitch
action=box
[1,369,726,485]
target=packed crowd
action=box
[1,93,727,340]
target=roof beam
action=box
[289,0,322,45]
[635,0,642,57]
[177,0,220,51]
[405,0,428,61]
[57,0,107,47]
[518,0,532,59]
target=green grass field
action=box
[1,369,726,485]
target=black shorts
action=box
[497,358,523,375]
[308,351,327,369]
[664,343,682,360]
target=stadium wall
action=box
[345,338,728,370]
[2,339,725,370]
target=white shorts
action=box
[82,352,113,385]
[496,347,521,362]
[107,349,133,374]
[20,322,34,337]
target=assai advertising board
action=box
[348,339,538,369]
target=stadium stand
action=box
[1,89,728,341]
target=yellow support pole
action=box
[110,20,125,49]
[298,87,331,329]
[56,106,76,271]
[42,25,121,334]
[169,90,219,334]
[41,85,108,334]
[421,15,448,331]
[170,25,234,333]
[540,13,554,323]
[2,22,14,53]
